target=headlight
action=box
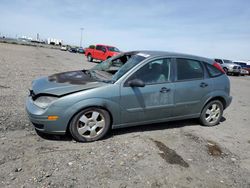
[33,96,58,109]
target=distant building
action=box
[47,38,63,46]
[20,36,33,41]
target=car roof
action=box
[233,60,247,63]
[125,50,213,63]
[96,44,115,47]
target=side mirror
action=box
[127,79,145,87]
[102,48,107,53]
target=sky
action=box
[0,0,250,60]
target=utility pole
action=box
[37,33,39,41]
[80,28,84,47]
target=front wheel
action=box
[87,54,93,62]
[69,108,111,142]
[200,100,223,126]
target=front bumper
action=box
[228,68,240,73]
[25,97,68,134]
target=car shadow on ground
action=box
[107,119,199,138]
[108,116,227,138]
[35,129,73,141]
[35,117,226,142]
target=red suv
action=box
[85,44,120,62]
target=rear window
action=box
[176,58,203,81]
[205,63,223,77]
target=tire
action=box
[106,56,111,60]
[69,108,111,142]
[87,54,93,62]
[223,67,228,74]
[234,73,240,76]
[200,100,223,126]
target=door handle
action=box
[200,82,208,88]
[160,87,171,93]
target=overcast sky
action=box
[1,0,250,60]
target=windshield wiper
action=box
[101,79,115,84]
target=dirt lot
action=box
[0,43,250,188]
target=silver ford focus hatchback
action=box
[26,51,232,142]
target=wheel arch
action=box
[203,96,226,110]
[65,99,119,133]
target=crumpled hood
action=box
[32,70,107,96]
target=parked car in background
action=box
[234,61,250,75]
[240,69,249,76]
[214,58,241,76]
[85,44,120,62]
[78,47,85,54]
[60,46,67,51]
[26,51,232,142]
[69,47,78,53]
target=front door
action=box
[95,45,105,60]
[120,58,174,124]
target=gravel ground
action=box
[0,43,250,188]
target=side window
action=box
[176,58,203,81]
[102,46,106,52]
[96,45,102,51]
[128,58,171,85]
[205,63,222,77]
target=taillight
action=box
[213,62,225,74]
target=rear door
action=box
[173,58,213,117]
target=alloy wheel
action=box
[205,104,221,124]
[76,111,105,139]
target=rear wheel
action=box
[87,54,93,62]
[69,108,111,142]
[200,100,223,126]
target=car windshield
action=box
[234,62,246,67]
[90,52,146,83]
[224,59,234,64]
[107,47,120,52]
[112,55,146,81]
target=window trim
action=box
[204,62,223,78]
[174,58,205,82]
